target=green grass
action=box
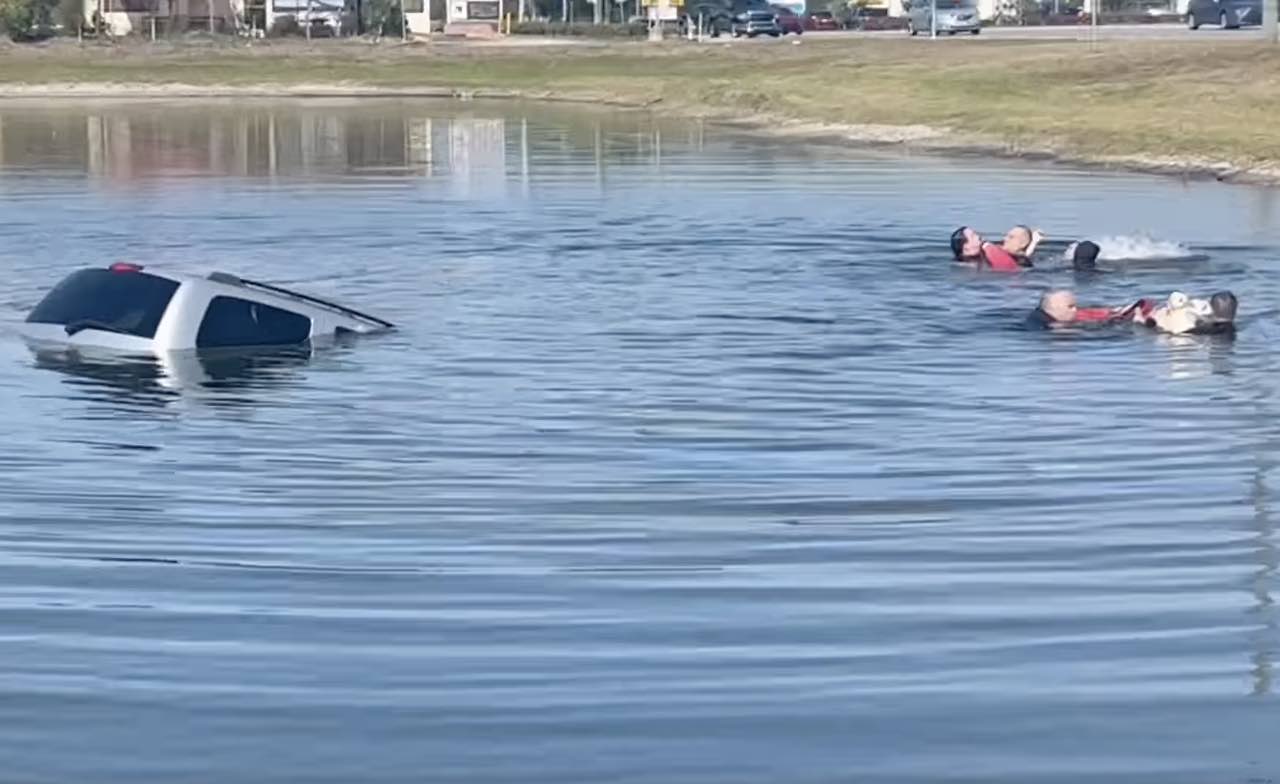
[3,36,1279,171]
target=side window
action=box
[196,296,312,349]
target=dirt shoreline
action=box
[2,81,1276,187]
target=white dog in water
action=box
[1148,291,1216,335]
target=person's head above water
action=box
[950,227,983,261]
[1004,225,1033,255]
[1071,240,1101,272]
[1038,289,1078,322]
[1210,291,1238,322]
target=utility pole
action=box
[1264,0,1276,41]
[929,0,935,37]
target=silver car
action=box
[731,9,782,37]
[904,0,982,35]
[1186,0,1261,28]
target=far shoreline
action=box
[2,37,1277,187]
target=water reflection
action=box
[1249,454,1276,697]
[1153,331,1238,380]
[28,343,318,409]
[0,100,689,186]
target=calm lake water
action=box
[0,99,1278,784]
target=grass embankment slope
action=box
[1,37,1278,178]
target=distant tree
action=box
[0,0,58,38]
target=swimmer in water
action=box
[1034,289,1239,334]
[1136,290,1237,335]
[1002,225,1045,265]
[1029,289,1137,328]
[1065,240,1102,273]
[950,226,1041,272]
[1207,291,1238,332]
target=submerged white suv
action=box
[22,263,394,354]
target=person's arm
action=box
[1115,298,1152,320]
[1024,229,1045,259]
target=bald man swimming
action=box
[1031,289,1238,334]
[1030,290,1137,328]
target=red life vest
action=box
[981,243,1023,272]
[1075,307,1118,323]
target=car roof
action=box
[100,263,394,330]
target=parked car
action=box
[294,0,344,36]
[772,5,806,32]
[731,9,782,35]
[904,0,981,34]
[1186,0,1261,28]
[803,9,841,29]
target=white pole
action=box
[517,0,523,21]
[929,0,935,37]
[1264,0,1276,41]
[400,0,406,38]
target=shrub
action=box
[0,0,37,38]
[361,0,404,36]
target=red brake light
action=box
[109,262,144,273]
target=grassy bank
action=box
[2,37,1279,179]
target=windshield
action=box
[746,10,775,18]
[26,268,179,339]
[934,0,977,7]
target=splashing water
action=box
[1064,234,1194,261]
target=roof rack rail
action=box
[207,271,395,330]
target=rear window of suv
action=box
[25,268,180,339]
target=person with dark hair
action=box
[949,226,1040,272]
[1068,240,1102,272]
[1151,290,1238,335]
[1209,291,1238,324]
